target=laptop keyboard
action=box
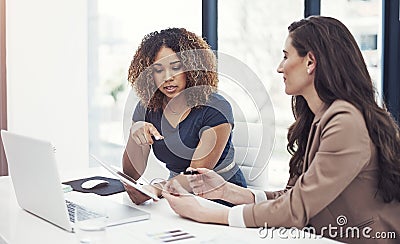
[65,200,104,223]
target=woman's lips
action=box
[164,85,178,93]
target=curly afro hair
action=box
[128,28,218,111]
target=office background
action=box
[0,0,399,190]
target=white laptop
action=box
[0,130,150,232]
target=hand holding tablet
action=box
[90,154,160,201]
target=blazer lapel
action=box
[302,103,328,173]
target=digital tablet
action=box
[90,154,160,200]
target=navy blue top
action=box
[132,93,235,173]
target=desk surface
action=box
[0,169,338,244]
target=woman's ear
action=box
[306,51,317,75]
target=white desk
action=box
[0,169,338,244]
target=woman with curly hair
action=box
[122,28,247,206]
[162,17,400,243]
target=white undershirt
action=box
[228,189,267,227]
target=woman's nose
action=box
[277,61,283,73]
[164,68,174,81]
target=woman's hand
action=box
[187,168,228,200]
[124,183,158,205]
[163,180,210,223]
[163,180,229,225]
[130,121,164,146]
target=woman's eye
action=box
[153,68,163,73]
[172,64,182,71]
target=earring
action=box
[307,68,310,74]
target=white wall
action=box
[6,0,89,171]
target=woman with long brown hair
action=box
[162,16,400,243]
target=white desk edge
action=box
[0,168,338,244]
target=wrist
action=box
[224,183,254,205]
[221,182,234,202]
[196,205,229,225]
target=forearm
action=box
[122,151,141,180]
[200,206,229,225]
[123,136,149,180]
[190,123,231,169]
[222,182,255,204]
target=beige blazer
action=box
[242,100,400,243]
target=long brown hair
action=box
[286,16,400,202]
[128,28,218,111]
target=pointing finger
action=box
[147,125,164,140]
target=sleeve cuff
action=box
[228,205,246,227]
[248,188,268,203]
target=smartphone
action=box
[183,170,200,175]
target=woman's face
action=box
[277,36,314,97]
[152,46,187,101]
